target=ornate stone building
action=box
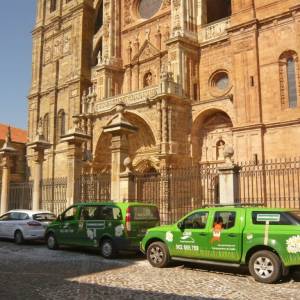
[27,0,300,182]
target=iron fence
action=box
[135,164,219,224]
[75,173,111,203]
[238,158,300,209]
[9,181,33,210]
[41,177,67,216]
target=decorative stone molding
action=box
[200,17,231,43]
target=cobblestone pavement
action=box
[0,240,300,300]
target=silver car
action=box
[0,209,56,244]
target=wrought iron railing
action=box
[41,177,67,216]
[75,173,111,203]
[238,158,300,209]
[135,164,219,224]
[9,181,33,210]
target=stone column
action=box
[119,158,136,201]
[0,128,17,215]
[61,120,91,207]
[161,99,169,154]
[103,104,137,202]
[0,157,12,215]
[218,147,240,204]
[27,127,51,211]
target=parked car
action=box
[140,205,300,284]
[0,209,56,244]
[45,202,160,258]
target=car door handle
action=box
[199,233,207,236]
[228,234,237,238]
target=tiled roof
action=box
[0,124,27,144]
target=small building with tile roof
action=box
[0,124,27,183]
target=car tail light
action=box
[27,221,42,227]
[125,207,132,232]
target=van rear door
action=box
[126,205,159,239]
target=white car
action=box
[0,209,56,244]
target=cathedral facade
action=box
[27,0,300,179]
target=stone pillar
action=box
[0,128,17,215]
[161,99,169,154]
[61,120,91,207]
[27,126,51,211]
[103,104,137,202]
[119,158,136,201]
[218,147,240,204]
[0,157,12,215]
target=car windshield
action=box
[33,213,56,222]
[131,206,159,221]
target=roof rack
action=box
[202,203,265,208]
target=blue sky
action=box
[0,1,36,129]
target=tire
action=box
[47,233,59,250]
[14,231,24,245]
[249,250,282,284]
[100,239,117,259]
[147,242,170,268]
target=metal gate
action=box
[9,182,33,210]
[135,164,219,224]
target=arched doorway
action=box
[192,109,233,163]
[93,112,157,173]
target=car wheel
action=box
[249,250,282,283]
[100,239,117,259]
[14,231,24,245]
[147,241,170,268]
[47,233,59,250]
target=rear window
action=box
[131,206,159,221]
[33,213,56,222]
[252,211,300,225]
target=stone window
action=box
[206,0,231,24]
[209,70,231,97]
[279,51,299,109]
[287,58,298,108]
[50,0,57,13]
[138,0,162,19]
[43,114,49,141]
[57,110,66,139]
[94,1,104,34]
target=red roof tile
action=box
[0,124,27,144]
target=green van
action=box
[45,202,159,258]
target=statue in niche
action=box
[216,140,225,161]
[144,72,153,87]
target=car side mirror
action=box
[177,221,185,230]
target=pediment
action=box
[132,40,160,64]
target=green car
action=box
[141,206,300,283]
[46,202,159,258]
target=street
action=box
[0,240,300,300]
